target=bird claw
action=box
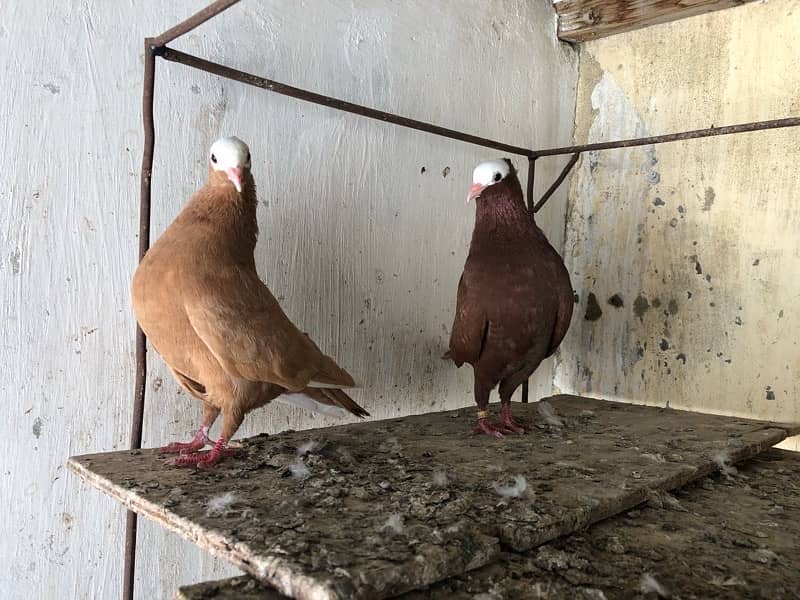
[159,428,211,454]
[496,416,527,435]
[498,406,528,434]
[165,446,238,468]
[473,418,505,438]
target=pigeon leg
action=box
[159,404,220,454]
[473,379,504,438]
[167,408,244,467]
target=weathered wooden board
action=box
[553,0,755,42]
[68,395,797,600]
[176,448,800,600]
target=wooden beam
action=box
[553,0,754,43]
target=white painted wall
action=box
[556,1,800,446]
[1,2,577,598]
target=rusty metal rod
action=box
[531,117,800,158]
[533,152,581,213]
[152,0,241,47]
[158,47,536,157]
[521,157,537,404]
[125,38,157,600]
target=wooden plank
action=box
[67,395,798,600]
[178,448,800,599]
[553,0,755,42]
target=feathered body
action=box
[446,159,573,436]
[132,137,367,465]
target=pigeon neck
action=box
[472,193,532,242]
[197,173,259,260]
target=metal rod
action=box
[124,38,157,600]
[531,117,800,158]
[521,157,536,404]
[158,47,536,157]
[533,152,581,213]
[152,0,241,47]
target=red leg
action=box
[495,401,527,434]
[473,410,505,438]
[159,426,211,454]
[166,437,238,468]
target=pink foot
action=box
[496,404,527,434]
[166,438,237,468]
[159,426,211,454]
[473,418,505,438]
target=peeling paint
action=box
[633,295,649,319]
[703,187,715,211]
[584,293,603,321]
[32,417,42,439]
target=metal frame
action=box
[127,1,800,598]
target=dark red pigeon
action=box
[445,158,574,437]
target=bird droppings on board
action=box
[537,401,563,428]
[653,197,665,207]
[493,475,528,499]
[296,441,320,456]
[432,470,449,487]
[206,492,237,517]
[639,573,669,598]
[288,461,310,480]
[380,513,405,535]
[712,451,738,479]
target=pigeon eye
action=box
[493,172,502,182]
[211,154,217,164]
[246,152,251,163]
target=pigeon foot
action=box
[474,417,505,438]
[497,403,527,434]
[159,426,211,454]
[166,438,237,467]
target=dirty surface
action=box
[177,448,800,600]
[68,396,798,600]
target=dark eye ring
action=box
[493,172,502,182]
[246,152,251,162]
[211,153,217,164]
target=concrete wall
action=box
[555,0,800,448]
[1,2,577,598]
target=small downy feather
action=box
[206,491,237,517]
[537,400,563,427]
[493,475,528,498]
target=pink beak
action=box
[467,183,486,203]
[225,167,243,192]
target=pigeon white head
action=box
[209,136,251,192]
[468,159,511,202]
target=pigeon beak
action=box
[467,183,486,203]
[225,167,243,192]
